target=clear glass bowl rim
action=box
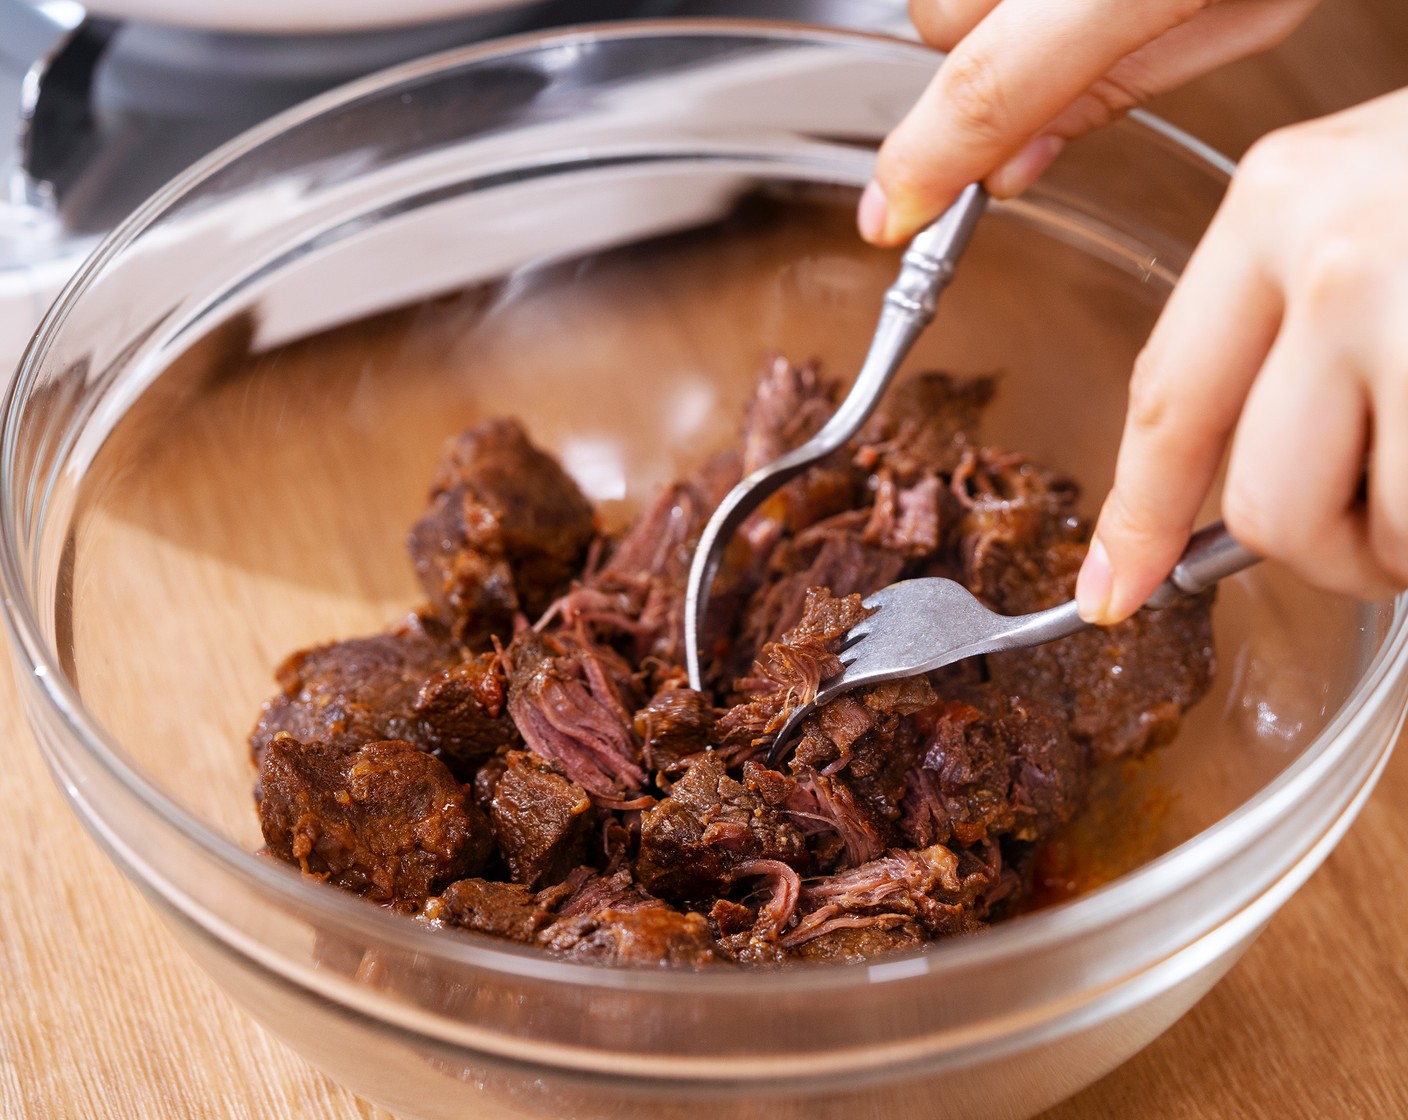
[3,18,1407,999]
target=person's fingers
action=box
[1221,308,1397,599]
[1359,275,1408,586]
[1078,202,1285,624]
[1368,366,1408,587]
[988,0,1317,197]
[866,0,1211,245]
[907,0,999,51]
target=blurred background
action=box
[2,0,911,365]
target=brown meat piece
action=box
[900,687,1088,848]
[248,615,517,780]
[258,735,492,908]
[732,512,903,673]
[633,687,716,771]
[538,906,716,967]
[555,450,740,671]
[408,419,596,645]
[862,472,950,560]
[951,449,1085,613]
[782,843,994,947]
[636,753,807,902]
[792,920,927,963]
[411,652,520,774]
[717,587,873,758]
[505,629,646,801]
[741,356,839,475]
[489,751,593,888]
[427,878,554,943]
[989,591,1216,760]
[854,371,996,482]
[739,356,858,535]
[250,615,453,763]
[783,769,893,868]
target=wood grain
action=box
[4,4,1408,1118]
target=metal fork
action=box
[684,183,991,691]
[765,521,1259,765]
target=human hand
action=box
[860,0,1316,246]
[1075,87,1408,623]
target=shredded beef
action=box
[251,357,1217,967]
[505,628,647,802]
[636,753,806,902]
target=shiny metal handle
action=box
[1145,521,1260,608]
[886,183,988,321]
[682,183,989,690]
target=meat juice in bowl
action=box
[3,23,1405,1120]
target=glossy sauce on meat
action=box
[250,361,1215,967]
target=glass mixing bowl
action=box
[3,22,1406,1120]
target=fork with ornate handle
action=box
[766,520,1258,765]
[684,183,990,692]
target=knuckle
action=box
[909,0,960,46]
[1221,478,1281,560]
[937,47,1010,147]
[1299,234,1378,315]
[1084,73,1145,124]
[1100,487,1172,547]
[1125,348,1173,435]
[1234,128,1307,200]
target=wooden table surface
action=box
[3,4,1408,1118]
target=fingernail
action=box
[857,180,889,243]
[1076,536,1113,624]
[987,135,1065,198]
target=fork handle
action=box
[1144,521,1260,609]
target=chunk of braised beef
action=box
[408,418,596,645]
[488,751,593,889]
[791,920,928,963]
[853,372,996,482]
[709,898,757,938]
[741,356,839,474]
[900,687,1087,849]
[636,753,807,902]
[783,769,892,868]
[471,753,508,814]
[537,906,716,967]
[861,471,949,560]
[505,629,647,802]
[552,866,652,917]
[427,878,554,943]
[249,614,461,767]
[258,735,491,908]
[988,588,1216,760]
[739,356,859,535]
[951,449,1085,613]
[633,686,716,772]
[411,651,521,774]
